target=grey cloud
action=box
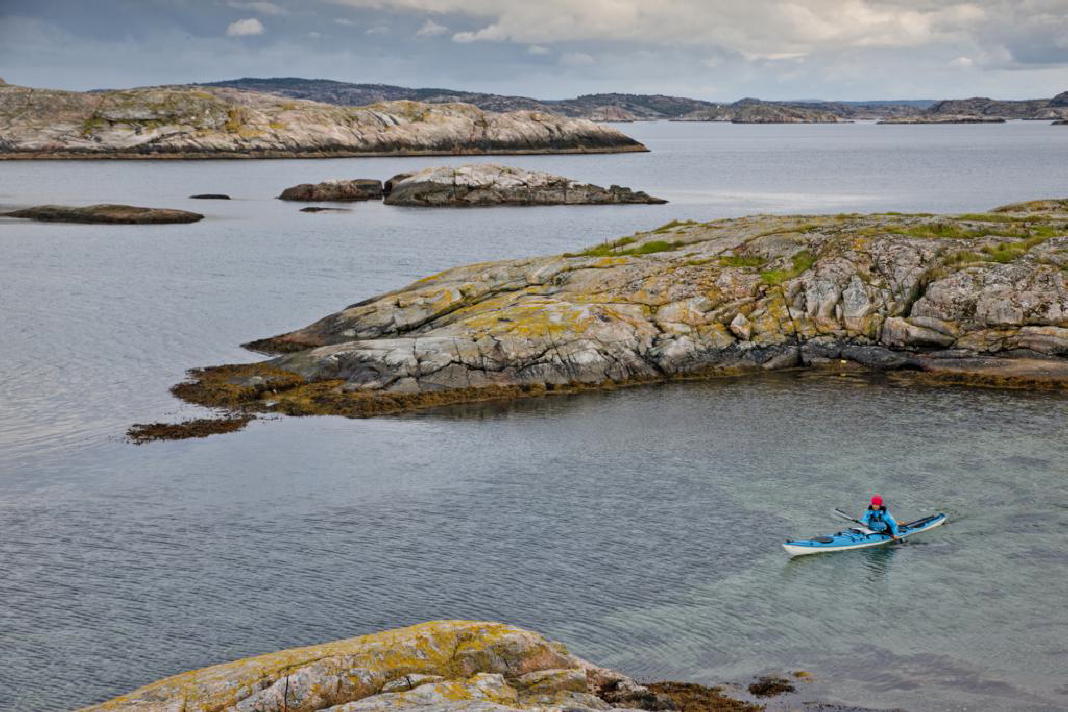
[0,0,1064,99]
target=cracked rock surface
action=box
[383,164,667,206]
[172,201,1068,425]
[0,84,646,159]
[79,620,672,712]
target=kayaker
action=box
[861,495,901,538]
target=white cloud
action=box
[527,44,550,55]
[330,1,994,55]
[227,1,288,15]
[366,25,391,35]
[742,51,808,62]
[335,17,356,25]
[950,55,975,67]
[560,52,595,66]
[416,19,448,37]
[226,17,264,36]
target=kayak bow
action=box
[783,513,946,557]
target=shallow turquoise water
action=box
[1,121,1066,711]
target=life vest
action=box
[866,505,890,532]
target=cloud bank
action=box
[1,0,1065,99]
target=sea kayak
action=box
[783,513,946,557]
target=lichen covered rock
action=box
[165,202,1068,429]
[78,620,672,712]
[383,165,667,207]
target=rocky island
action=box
[132,200,1067,441]
[4,204,203,224]
[77,620,821,712]
[877,116,1006,125]
[0,84,646,159]
[383,165,667,207]
[280,179,385,202]
[673,99,841,124]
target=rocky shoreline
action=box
[0,84,646,159]
[76,620,888,712]
[131,200,1068,441]
[877,116,1006,125]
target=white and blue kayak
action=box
[783,513,947,557]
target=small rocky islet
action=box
[77,620,849,712]
[383,165,667,207]
[278,165,665,207]
[132,199,1068,441]
[3,203,203,224]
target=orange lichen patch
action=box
[458,298,599,338]
[82,621,538,712]
[646,681,761,712]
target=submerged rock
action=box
[383,164,667,207]
[189,193,230,199]
[159,201,1068,433]
[4,203,203,224]
[747,676,795,697]
[280,179,384,202]
[78,620,675,712]
[300,206,351,213]
[0,84,647,159]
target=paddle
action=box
[833,507,900,542]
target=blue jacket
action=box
[861,506,900,536]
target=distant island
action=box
[203,77,1068,123]
[0,81,645,159]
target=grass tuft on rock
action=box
[653,219,696,233]
[570,236,684,258]
[718,255,766,268]
[761,250,815,285]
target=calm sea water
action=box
[1,121,1066,712]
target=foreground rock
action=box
[162,201,1068,431]
[383,164,667,207]
[280,179,384,202]
[4,203,203,224]
[0,84,646,159]
[79,620,678,712]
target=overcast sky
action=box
[1,0,1066,101]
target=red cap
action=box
[870,495,884,506]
